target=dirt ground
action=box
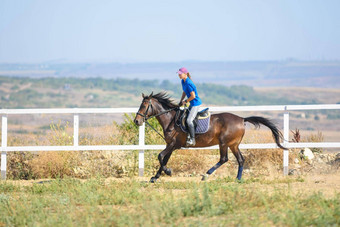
[8,165,339,199]
[132,172,340,198]
[9,173,339,199]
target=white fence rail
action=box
[1,104,340,179]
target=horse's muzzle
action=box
[134,118,143,126]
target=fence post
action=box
[283,110,289,176]
[1,115,7,180]
[139,123,145,177]
[74,114,79,146]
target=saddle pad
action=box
[180,115,210,134]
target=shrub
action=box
[6,152,35,180]
[48,121,73,146]
[168,149,209,176]
[29,151,80,178]
[306,131,324,153]
[113,113,139,145]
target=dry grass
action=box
[29,151,80,178]
[6,152,35,180]
[306,131,325,153]
[168,150,212,176]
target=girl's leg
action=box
[186,105,200,146]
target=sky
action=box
[0,0,339,63]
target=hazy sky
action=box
[0,0,339,63]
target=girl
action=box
[177,67,202,146]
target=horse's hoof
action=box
[150,177,158,183]
[164,168,172,176]
[201,174,209,181]
[236,177,243,183]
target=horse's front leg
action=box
[162,151,174,176]
[150,146,175,183]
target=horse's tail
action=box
[244,116,286,149]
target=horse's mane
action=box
[151,92,178,110]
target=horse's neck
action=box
[156,111,175,130]
[154,105,176,132]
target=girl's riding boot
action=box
[187,124,196,146]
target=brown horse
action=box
[134,92,285,183]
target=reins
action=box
[144,120,166,141]
[145,107,178,141]
[136,99,178,141]
[146,107,178,120]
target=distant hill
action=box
[0,76,338,110]
[0,60,339,88]
[1,76,339,132]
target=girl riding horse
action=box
[134,92,285,183]
[177,67,202,147]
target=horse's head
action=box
[134,92,154,126]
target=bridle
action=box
[136,98,178,141]
[136,99,154,121]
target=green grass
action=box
[0,177,338,226]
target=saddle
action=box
[176,108,211,134]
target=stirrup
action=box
[186,138,196,146]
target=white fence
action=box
[1,104,340,179]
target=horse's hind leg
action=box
[230,144,245,180]
[202,142,228,180]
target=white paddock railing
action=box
[1,104,340,180]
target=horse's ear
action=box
[142,93,145,98]
[149,92,153,97]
